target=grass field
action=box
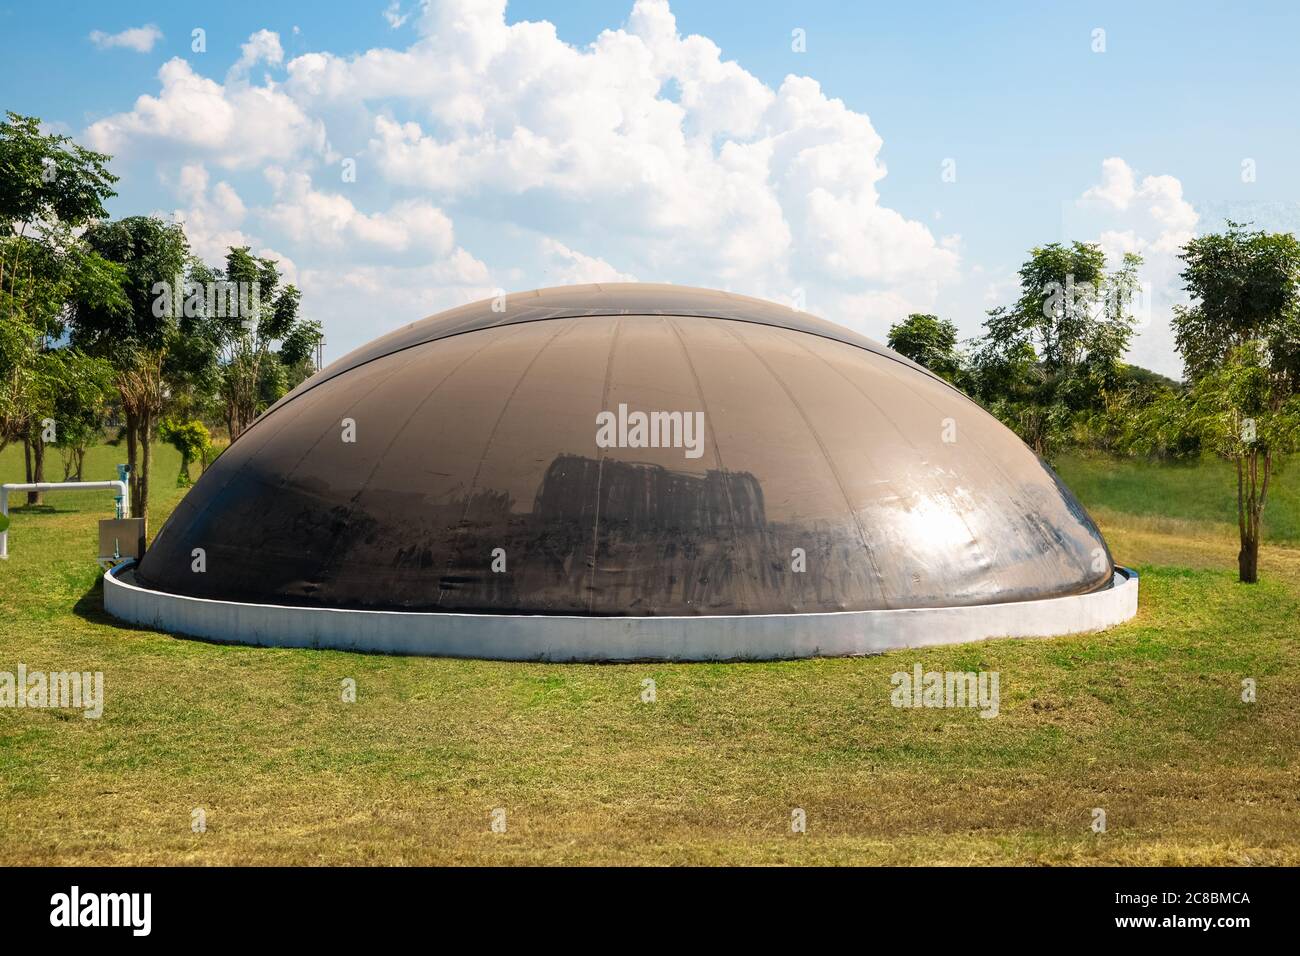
[1,442,1297,865]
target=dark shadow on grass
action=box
[70,574,158,632]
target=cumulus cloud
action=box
[164,164,302,287]
[167,163,253,262]
[84,0,963,358]
[262,166,459,256]
[86,50,326,169]
[89,24,163,53]
[1082,157,1197,255]
[539,238,637,284]
[229,29,284,81]
[1073,157,1200,378]
[285,0,956,314]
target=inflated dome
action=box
[130,283,1119,626]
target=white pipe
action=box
[0,480,130,559]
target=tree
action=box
[887,313,962,381]
[1071,363,1191,458]
[158,417,213,487]
[196,247,320,439]
[1168,223,1300,583]
[71,216,191,528]
[0,238,124,500]
[44,349,115,480]
[0,113,120,501]
[0,113,117,235]
[970,241,1143,457]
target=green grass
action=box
[0,443,1297,864]
[1056,450,1300,543]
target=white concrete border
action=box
[103,564,1138,662]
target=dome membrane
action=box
[134,284,1114,619]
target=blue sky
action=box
[2,0,1297,377]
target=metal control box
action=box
[99,518,147,561]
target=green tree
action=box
[1167,223,1300,583]
[0,113,121,500]
[1071,363,1192,458]
[887,313,962,381]
[970,241,1143,457]
[196,247,320,439]
[0,237,125,500]
[158,417,213,487]
[39,349,115,480]
[71,216,192,527]
[0,112,117,238]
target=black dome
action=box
[136,284,1113,615]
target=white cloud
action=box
[262,166,458,255]
[1082,157,1197,254]
[1074,157,1200,378]
[288,0,954,306]
[539,238,637,284]
[166,163,254,263]
[86,51,327,169]
[89,24,163,53]
[229,29,284,81]
[160,158,488,339]
[162,164,299,290]
[384,3,412,29]
[1081,156,1137,210]
[88,1,962,359]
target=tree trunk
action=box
[23,436,36,504]
[125,409,140,519]
[1238,533,1259,583]
[31,436,45,504]
[138,408,152,536]
[22,434,45,505]
[1236,452,1262,584]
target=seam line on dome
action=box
[870,355,1105,593]
[273,346,434,499]
[585,318,624,614]
[795,335,995,595]
[435,321,578,608]
[311,328,518,599]
[664,316,756,615]
[721,322,891,610]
